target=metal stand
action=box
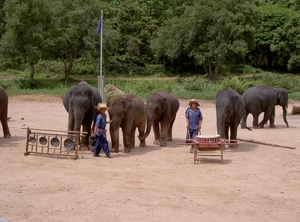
[24,127,87,160]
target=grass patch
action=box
[1,71,300,102]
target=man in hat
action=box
[185,99,203,153]
[93,103,112,158]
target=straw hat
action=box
[95,103,109,111]
[188,99,200,107]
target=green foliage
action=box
[220,77,261,95]
[289,91,300,101]
[15,78,42,89]
[261,72,300,91]
[72,58,98,76]
[271,14,300,72]
[0,0,51,74]
[249,5,295,70]
[44,0,104,81]
[2,0,300,80]
[106,78,183,99]
[255,6,294,47]
[105,0,158,76]
[35,60,64,75]
[1,70,300,101]
[180,75,216,92]
[221,64,262,75]
[153,0,258,82]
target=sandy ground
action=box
[1,94,300,222]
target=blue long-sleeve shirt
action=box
[185,108,203,130]
[95,113,107,137]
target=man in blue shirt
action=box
[93,103,112,158]
[185,99,203,153]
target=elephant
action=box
[106,94,146,153]
[216,88,244,145]
[62,81,102,150]
[0,86,11,138]
[139,90,180,147]
[241,85,289,129]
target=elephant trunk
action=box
[110,122,120,153]
[138,116,152,140]
[283,106,289,127]
[73,110,84,132]
[216,109,226,139]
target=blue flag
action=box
[97,17,102,35]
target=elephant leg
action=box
[122,128,131,153]
[252,114,260,129]
[259,106,273,128]
[138,124,146,147]
[167,119,175,141]
[153,121,160,145]
[241,110,249,129]
[80,123,91,150]
[130,127,135,149]
[225,125,229,140]
[1,107,11,138]
[229,123,238,148]
[110,127,119,153]
[269,108,276,128]
[159,122,169,147]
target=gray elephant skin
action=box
[0,86,11,138]
[63,81,102,150]
[241,85,289,129]
[216,88,244,145]
[106,94,146,153]
[139,90,180,147]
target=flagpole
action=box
[98,10,104,102]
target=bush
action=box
[222,64,261,75]
[35,60,64,75]
[72,58,98,76]
[261,72,300,92]
[180,75,212,92]
[15,78,42,89]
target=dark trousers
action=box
[93,134,110,157]
[186,129,198,142]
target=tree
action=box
[153,0,258,82]
[0,0,50,78]
[0,0,5,38]
[104,0,158,75]
[271,13,300,71]
[45,0,104,82]
[248,5,294,70]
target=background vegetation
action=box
[0,0,299,101]
[1,70,300,102]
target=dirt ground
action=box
[1,94,300,222]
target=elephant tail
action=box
[138,116,152,140]
[240,122,252,131]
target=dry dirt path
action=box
[0,95,300,222]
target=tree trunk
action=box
[30,64,35,79]
[61,58,74,83]
[65,67,71,83]
[212,63,219,84]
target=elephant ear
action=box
[234,95,239,112]
[278,90,287,104]
[124,97,131,110]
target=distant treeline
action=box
[0,0,299,82]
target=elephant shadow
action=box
[0,136,25,148]
[117,144,163,156]
[225,142,258,153]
